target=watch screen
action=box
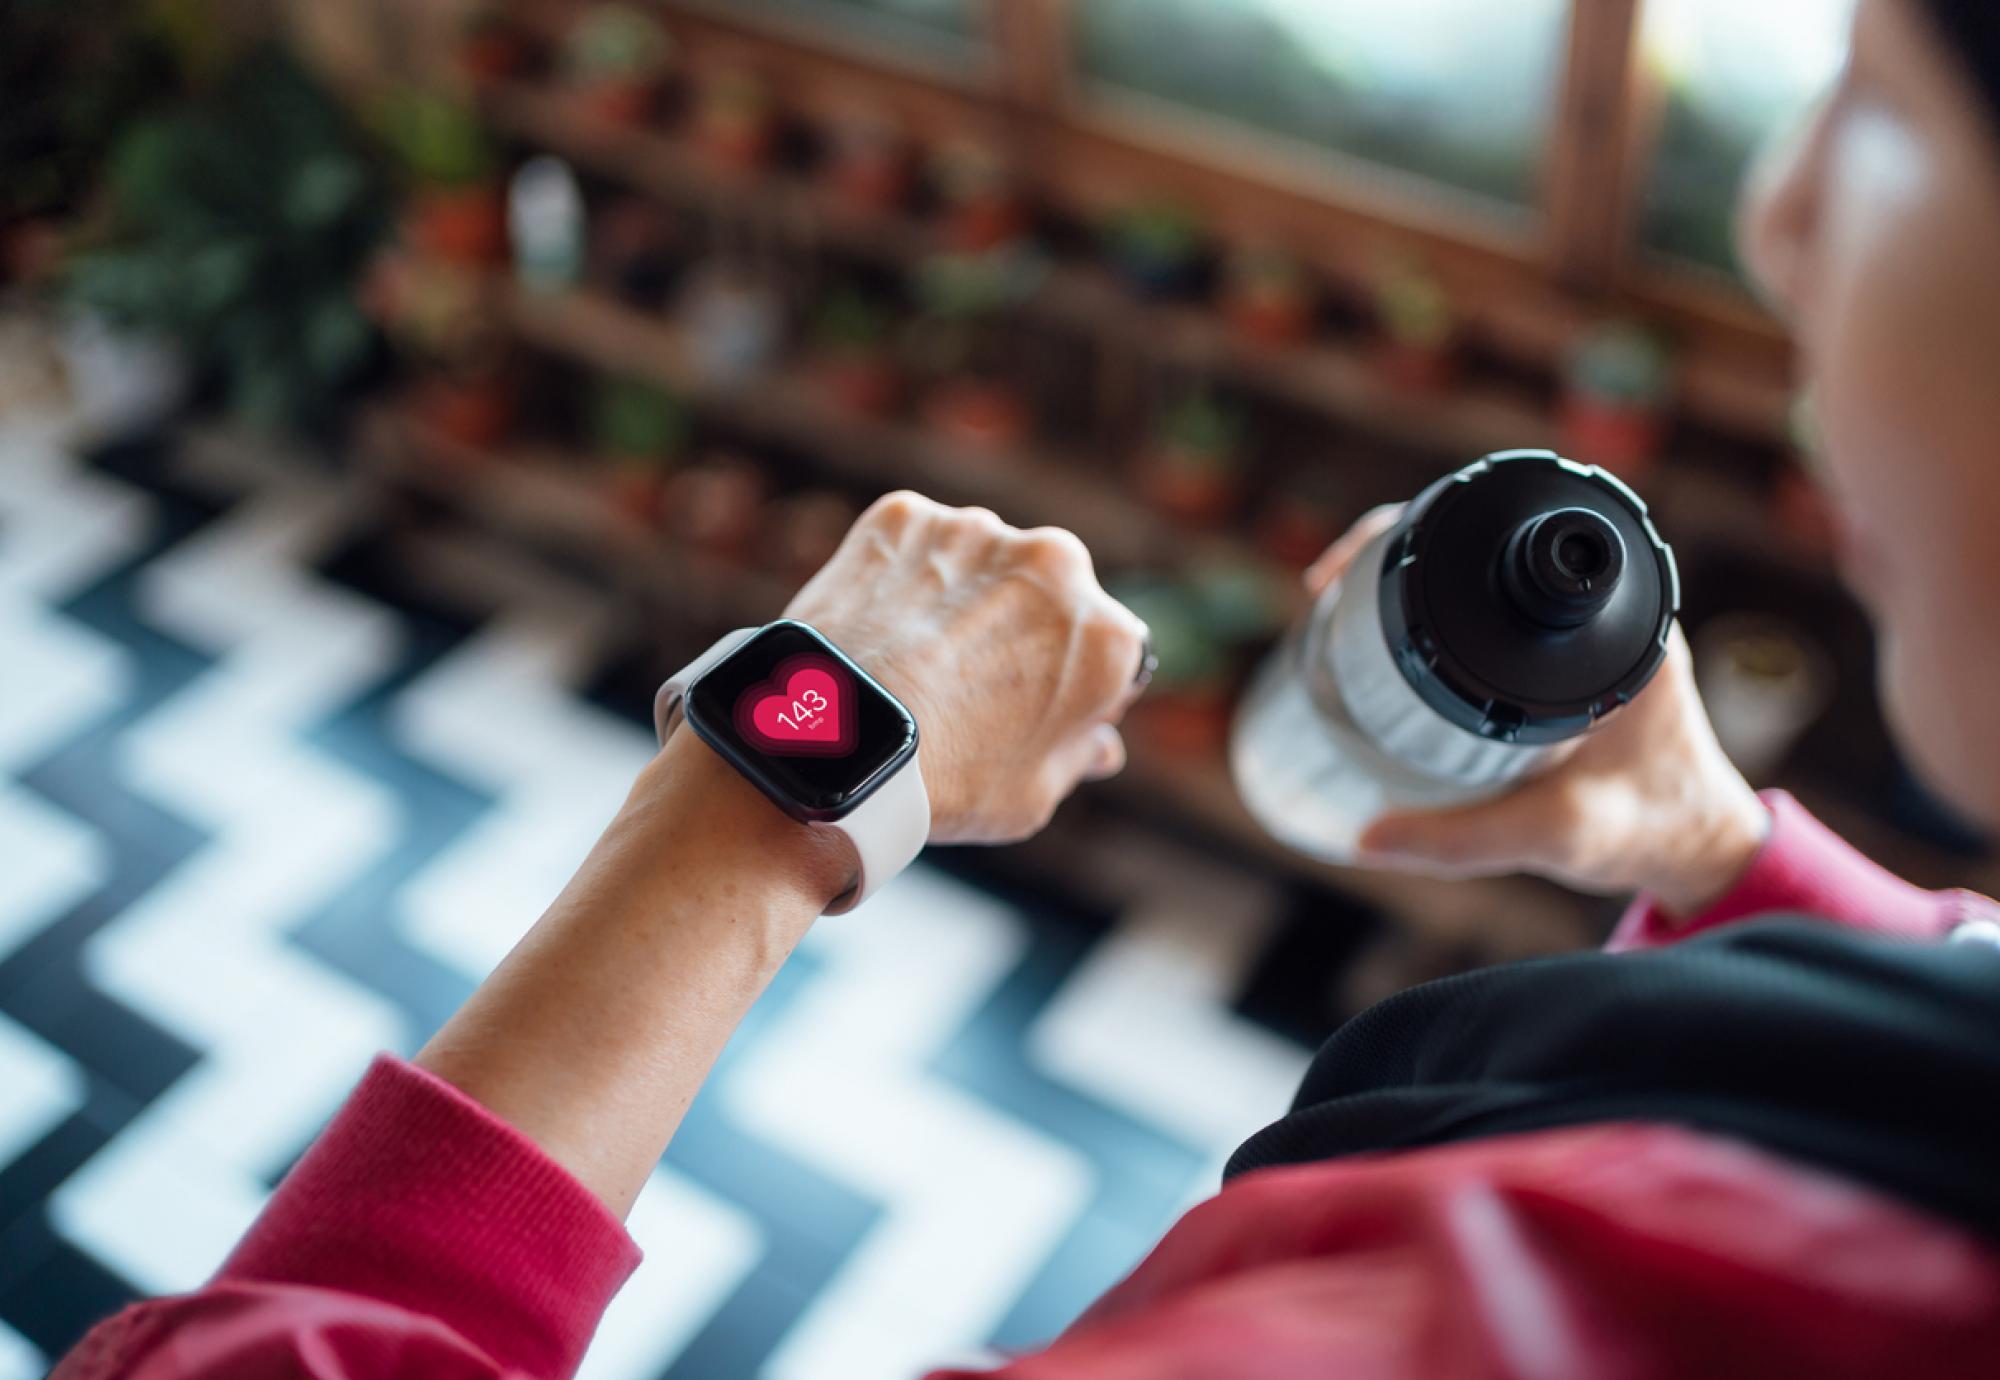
[684,621,917,820]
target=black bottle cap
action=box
[1376,450,1679,744]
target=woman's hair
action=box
[1918,0,2000,132]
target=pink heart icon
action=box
[737,656,854,755]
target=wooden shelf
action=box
[482,79,1582,466]
[354,402,795,623]
[354,398,1597,950]
[497,279,1269,575]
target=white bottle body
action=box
[1230,528,1565,863]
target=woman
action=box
[54,0,2000,1374]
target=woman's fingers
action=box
[1354,788,1565,876]
[1080,723,1128,781]
[1303,505,1403,597]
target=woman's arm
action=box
[414,491,1144,1214]
[54,491,1148,1379]
[413,728,850,1217]
[1605,788,1992,951]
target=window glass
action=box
[1073,0,1571,212]
[1639,0,1854,275]
[730,0,979,50]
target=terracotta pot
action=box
[813,352,901,417]
[664,459,768,559]
[826,154,910,214]
[1225,292,1313,348]
[1131,690,1232,759]
[415,377,513,450]
[701,116,775,172]
[1140,446,1240,527]
[606,465,667,525]
[944,197,1026,254]
[577,79,655,128]
[1374,338,1458,395]
[1560,395,1665,482]
[923,379,1029,451]
[776,491,859,582]
[1256,498,1340,569]
[458,32,530,84]
[408,185,507,266]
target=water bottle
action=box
[1230,449,1678,863]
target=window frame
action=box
[650,0,1801,426]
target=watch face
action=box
[684,621,918,822]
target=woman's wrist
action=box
[1652,778,1772,920]
[628,729,859,921]
[413,729,858,1217]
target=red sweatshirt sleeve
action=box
[1606,789,1994,953]
[53,1056,639,1380]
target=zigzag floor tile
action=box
[0,421,1365,1377]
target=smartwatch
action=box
[654,620,929,914]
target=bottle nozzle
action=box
[1501,507,1625,630]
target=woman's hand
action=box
[784,491,1150,844]
[1315,507,1770,918]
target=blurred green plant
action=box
[1566,321,1674,407]
[2,0,188,227]
[1374,260,1455,349]
[63,47,392,432]
[1156,393,1245,473]
[375,92,499,190]
[1101,202,1205,294]
[811,285,891,354]
[561,3,675,83]
[590,375,690,462]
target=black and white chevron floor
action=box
[0,420,1390,1378]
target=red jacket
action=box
[53,792,2000,1379]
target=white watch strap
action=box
[825,750,928,915]
[653,626,929,915]
[653,628,758,741]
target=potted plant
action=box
[908,246,1043,452]
[694,67,778,171]
[458,4,534,85]
[663,452,770,560]
[365,255,515,449]
[922,375,1031,451]
[677,260,784,384]
[930,138,1026,253]
[1102,201,1207,300]
[819,105,911,214]
[1372,259,1457,393]
[1137,392,1247,527]
[560,4,673,128]
[590,196,681,308]
[1222,244,1315,348]
[1109,577,1239,758]
[380,91,506,267]
[809,286,901,417]
[64,47,391,436]
[1559,321,1674,480]
[775,489,860,582]
[1255,468,1345,569]
[590,374,688,523]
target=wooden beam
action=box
[986,0,1072,113]
[1542,0,1650,293]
